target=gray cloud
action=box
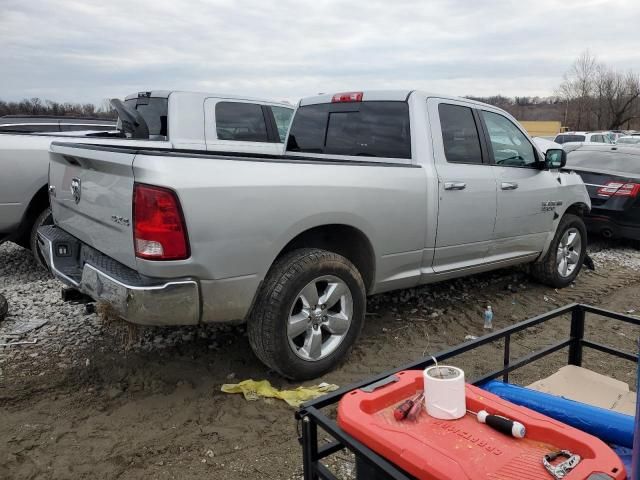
[1,0,639,104]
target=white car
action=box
[615,136,640,145]
[554,131,613,147]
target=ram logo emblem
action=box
[70,178,81,204]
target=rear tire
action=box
[531,214,587,288]
[248,248,366,380]
[29,207,53,270]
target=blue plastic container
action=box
[482,380,634,448]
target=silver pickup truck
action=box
[1,91,293,266]
[39,90,590,379]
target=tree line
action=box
[470,52,640,131]
[0,98,116,119]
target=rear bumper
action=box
[585,213,640,241]
[38,226,200,326]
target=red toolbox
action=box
[337,370,626,479]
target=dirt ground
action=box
[2,243,640,480]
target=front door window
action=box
[482,111,537,168]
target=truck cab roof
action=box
[299,90,494,108]
[124,90,292,108]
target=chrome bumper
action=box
[38,226,200,326]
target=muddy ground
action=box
[2,241,640,479]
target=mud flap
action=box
[0,293,7,321]
[583,254,595,271]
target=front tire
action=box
[532,214,587,288]
[29,207,53,270]
[248,248,366,380]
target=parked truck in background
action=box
[0,115,117,134]
[39,90,590,380]
[0,91,293,266]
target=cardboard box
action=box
[528,365,636,415]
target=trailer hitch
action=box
[61,287,94,304]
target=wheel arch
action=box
[271,224,376,293]
[563,201,590,217]
[536,204,589,263]
[12,184,50,246]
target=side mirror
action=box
[545,148,566,169]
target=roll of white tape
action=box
[423,365,466,420]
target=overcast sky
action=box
[1,0,639,105]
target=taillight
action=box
[133,183,189,260]
[331,92,363,103]
[596,182,640,198]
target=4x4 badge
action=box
[541,200,562,212]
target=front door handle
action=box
[501,182,519,190]
[444,181,466,191]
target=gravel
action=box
[1,238,639,370]
[0,242,245,369]
[0,243,97,367]
[588,240,640,270]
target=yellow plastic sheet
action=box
[221,379,339,407]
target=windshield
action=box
[555,134,586,144]
[124,97,168,137]
[617,137,640,144]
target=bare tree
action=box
[557,50,598,129]
[606,71,640,129]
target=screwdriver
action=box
[394,392,423,421]
[406,393,425,421]
[467,409,526,438]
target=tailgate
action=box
[49,143,137,269]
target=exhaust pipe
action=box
[601,228,614,239]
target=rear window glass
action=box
[438,104,483,164]
[215,102,269,142]
[555,134,585,144]
[124,97,168,137]
[287,102,411,159]
[59,124,115,132]
[271,106,294,142]
[0,124,59,133]
[566,149,640,175]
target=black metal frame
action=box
[296,303,640,480]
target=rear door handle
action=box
[501,182,519,190]
[444,182,466,191]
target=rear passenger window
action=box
[215,102,269,142]
[287,102,411,159]
[438,104,483,164]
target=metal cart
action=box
[296,303,640,480]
